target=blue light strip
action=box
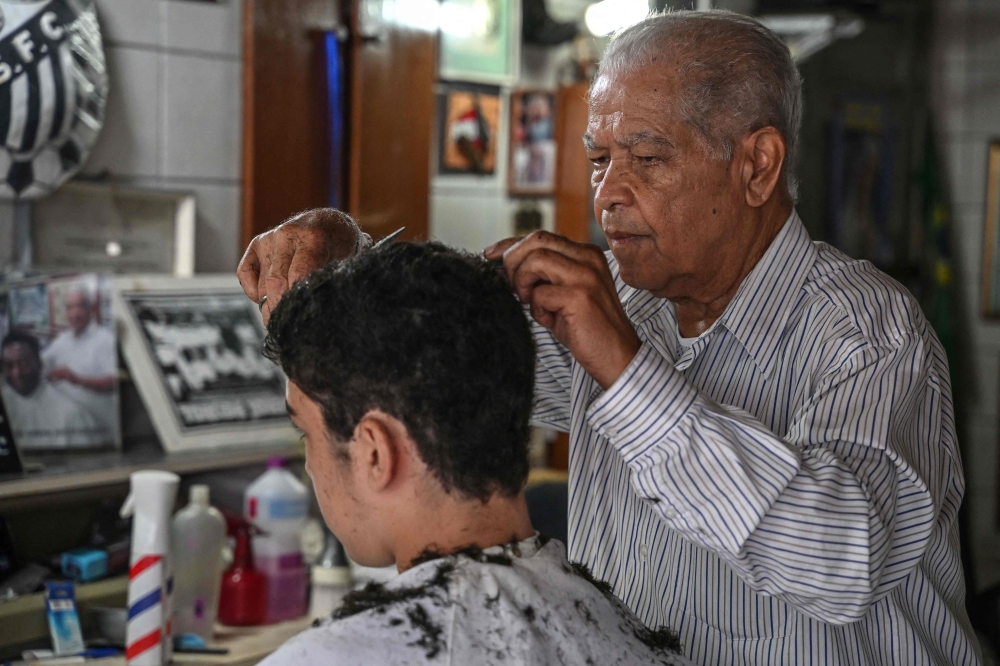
[325,30,344,210]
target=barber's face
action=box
[65,293,91,334]
[586,68,748,300]
[286,381,383,566]
[2,342,41,396]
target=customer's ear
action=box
[352,411,403,493]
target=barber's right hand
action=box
[237,209,371,324]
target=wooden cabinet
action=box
[241,0,436,246]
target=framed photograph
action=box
[0,273,120,452]
[32,182,196,277]
[981,141,1000,315]
[439,0,520,85]
[437,83,502,176]
[114,275,297,453]
[508,90,557,195]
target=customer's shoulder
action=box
[260,560,457,666]
[800,241,930,349]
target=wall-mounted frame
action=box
[981,141,1000,315]
[439,0,521,85]
[114,275,297,453]
[508,90,557,196]
[32,182,196,277]
[437,83,502,176]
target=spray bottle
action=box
[217,511,267,626]
[120,470,179,666]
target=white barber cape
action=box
[259,535,694,666]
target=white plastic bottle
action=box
[310,527,352,619]
[244,457,309,623]
[171,485,226,640]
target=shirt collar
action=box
[619,210,817,376]
[716,209,817,377]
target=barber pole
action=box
[120,471,179,666]
[125,555,165,665]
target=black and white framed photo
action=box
[114,275,297,453]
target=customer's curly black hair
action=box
[264,241,535,502]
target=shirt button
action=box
[638,544,648,559]
[662,506,677,520]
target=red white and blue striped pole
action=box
[120,471,179,666]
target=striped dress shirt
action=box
[530,211,981,665]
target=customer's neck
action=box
[394,490,534,572]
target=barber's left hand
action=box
[485,231,640,389]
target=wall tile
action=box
[965,2,1000,62]
[188,182,241,272]
[965,416,998,496]
[946,137,991,208]
[964,67,1000,136]
[0,201,14,269]
[162,53,241,180]
[94,0,161,48]
[82,46,161,178]
[966,492,1000,593]
[163,0,242,57]
[430,188,508,252]
[953,207,987,285]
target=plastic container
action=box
[244,457,308,623]
[217,512,267,626]
[171,485,226,640]
[309,527,352,619]
[120,470,179,666]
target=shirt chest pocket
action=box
[673,538,797,640]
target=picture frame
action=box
[981,141,1000,316]
[0,273,120,452]
[439,0,521,85]
[114,275,297,453]
[31,182,196,277]
[508,90,558,196]
[437,83,503,176]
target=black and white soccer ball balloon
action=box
[0,0,106,199]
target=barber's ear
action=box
[739,127,786,208]
[352,412,401,492]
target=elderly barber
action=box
[238,11,979,665]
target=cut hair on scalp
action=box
[597,9,803,200]
[264,241,536,502]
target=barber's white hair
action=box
[597,10,803,201]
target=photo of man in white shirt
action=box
[41,285,117,444]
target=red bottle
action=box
[217,513,267,626]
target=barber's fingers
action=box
[237,239,263,302]
[502,231,609,285]
[483,237,520,260]
[265,233,298,304]
[510,245,615,307]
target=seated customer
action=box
[260,242,692,665]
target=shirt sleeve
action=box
[529,314,575,432]
[585,335,961,625]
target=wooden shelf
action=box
[0,440,303,511]
[0,574,128,650]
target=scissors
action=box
[372,227,406,249]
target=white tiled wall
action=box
[930,0,1000,593]
[78,0,243,273]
